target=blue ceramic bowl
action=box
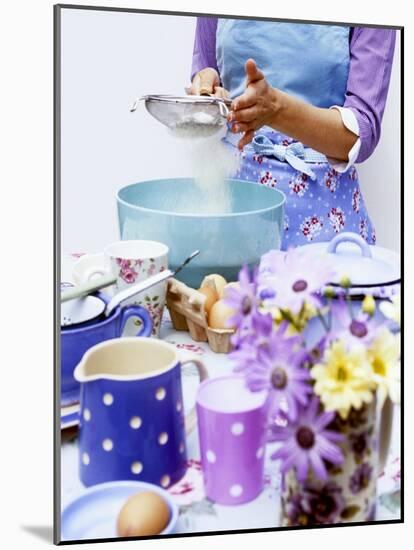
[117,178,285,287]
[61,480,179,541]
[61,299,152,406]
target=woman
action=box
[190,19,396,247]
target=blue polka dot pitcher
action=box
[74,337,208,488]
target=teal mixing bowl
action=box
[117,178,285,287]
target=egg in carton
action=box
[166,277,235,353]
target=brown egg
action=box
[208,299,236,329]
[200,274,227,298]
[117,491,170,537]
[198,286,219,314]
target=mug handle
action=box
[179,351,209,436]
[119,305,153,337]
[378,396,394,472]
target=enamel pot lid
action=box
[299,232,400,293]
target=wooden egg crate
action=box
[166,278,234,353]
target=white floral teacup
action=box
[82,240,168,336]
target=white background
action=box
[1,1,410,549]
[61,8,401,255]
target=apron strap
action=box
[252,135,327,181]
[224,131,327,181]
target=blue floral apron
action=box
[216,19,376,248]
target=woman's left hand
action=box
[228,59,279,150]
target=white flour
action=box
[170,112,221,138]
[170,114,239,214]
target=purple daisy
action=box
[229,311,274,372]
[241,323,312,421]
[328,298,383,349]
[258,248,335,315]
[224,265,259,329]
[270,396,344,482]
[259,249,286,277]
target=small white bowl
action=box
[61,480,179,541]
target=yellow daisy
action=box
[367,327,400,407]
[310,340,374,419]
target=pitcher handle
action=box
[119,305,153,337]
[179,351,209,436]
[379,397,394,473]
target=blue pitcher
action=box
[74,337,208,488]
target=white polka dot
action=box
[131,461,143,474]
[102,438,113,451]
[158,432,169,445]
[206,450,216,463]
[229,484,243,497]
[179,442,185,454]
[160,475,170,488]
[83,409,91,421]
[256,447,264,459]
[130,416,142,429]
[103,393,113,406]
[82,452,90,466]
[231,422,244,436]
[155,387,166,400]
[176,401,182,412]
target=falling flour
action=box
[170,114,240,214]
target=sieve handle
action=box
[217,99,229,117]
[130,96,147,112]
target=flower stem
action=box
[345,288,354,320]
[316,308,329,333]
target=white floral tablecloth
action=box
[60,254,401,533]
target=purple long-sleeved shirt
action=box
[191,18,396,163]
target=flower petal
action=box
[309,450,328,481]
[317,435,344,465]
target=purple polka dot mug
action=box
[196,375,268,505]
[74,337,208,488]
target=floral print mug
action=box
[83,240,168,336]
[280,397,394,526]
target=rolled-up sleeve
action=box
[191,17,219,81]
[345,27,396,163]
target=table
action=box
[60,254,401,536]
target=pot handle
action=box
[119,305,153,337]
[178,351,209,436]
[327,232,372,258]
[379,397,394,473]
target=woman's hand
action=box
[228,59,357,160]
[190,67,230,98]
[228,59,279,149]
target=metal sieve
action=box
[130,94,231,137]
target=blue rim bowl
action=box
[61,480,179,541]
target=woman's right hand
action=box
[190,68,229,98]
